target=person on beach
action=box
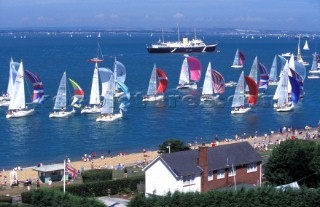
[124,167,128,178]
[36,179,40,189]
[48,179,52,188]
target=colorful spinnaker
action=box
[68,78,84,108]
[258,63,269,89]
[187,56,202,82]
[25,70,44,104]
[212,70,225,94]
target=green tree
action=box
[264,140,319,187]
[158,139,190,153]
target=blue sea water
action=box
[0,32,319,170]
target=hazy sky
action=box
[0,0,319,32]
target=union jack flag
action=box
[65,163,78,179]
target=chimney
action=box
[198,145,209,192]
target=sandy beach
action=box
[0,124,318,190]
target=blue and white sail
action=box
[116,80,130,111]
[98,68,114,115]
[288,76,300,104]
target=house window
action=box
[208,171,213,181]
[183,174,195,186]
[228,167,236,177]
[247,162,257,173]
[217,169,225,179]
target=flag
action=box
[65,163,78,179]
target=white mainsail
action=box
[202,62,213,95]
[89,63,100,105]
[303,39,309,50]
[269,55,278,82]
[8,61,25,110]
[310,53,320,72]
[277,65,289,107]
[245,56,258,92]
[178,57,190,85]
[147,64,157,96]
[53,72,67,110]
[7,58,19,97]
[232,49,240,66]
[231,71,245,108]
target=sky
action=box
[0,0,319,32]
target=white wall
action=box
[145,159,201,196]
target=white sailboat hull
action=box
[225,81,237,87]
[81,106,102,114]
[231,65,243,69]
[96,112,122,122]
[231,107,251,114]
[309,70,320,74]
[49,109,75,118]
[200,95,219,102]
[176,82,197,90]
[6,109,35,118]
[275,104,294,112]
[308,75,320,79]
[268,81,278,86]
[142,95,164,102]
[0,100,10,107]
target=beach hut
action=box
[33,163,66,183]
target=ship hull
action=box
[147,44,217,54]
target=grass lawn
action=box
[112,165,144,180]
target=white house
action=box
[143,141,263,196]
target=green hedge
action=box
[0,196,12,203]
[81,169,113,183]
[21,188,105,207]
[22,175,144,201]
[128,187,320,207]
[62,175,145,197]
[0,203,35,207]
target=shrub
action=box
[81,169,112,183]
[21,188,105,207]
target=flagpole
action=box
[63,159,66,193]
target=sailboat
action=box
[176,55,202,89]
[81,63,102,114]
[0,59,20,107]
[49,72,84,118]
[113,58,127,98]
[297,35,309,66]
[273,61,294,112]
[6,61,36,118]
[231,49,245,68]
[245,56,258,95]
[142,64,168,102]
[96,69,130,122]
[200,62,225,101]
[303,39,310,50]
[308,52,320,74]
[88,42,104,63]
[231,71,258,114]
[268,55,279,85]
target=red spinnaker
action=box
[156,68,168,93]
[245,76,258,106]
